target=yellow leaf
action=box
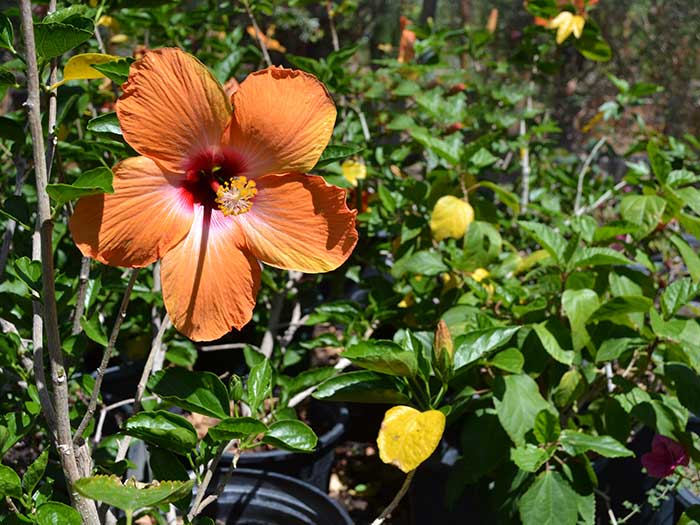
[377,406,445,473]
[471,267,490,282]
[49,53,121,90]
[96,15,120,32]
[429,195,474,241]
[571,15,585,39]
[341,159,367,187]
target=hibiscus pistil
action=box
[215,176,257,216]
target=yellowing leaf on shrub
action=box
[342,159,367,187]
[96,15,120,31]
[377,406,445,473]
[430,195,474,241]
[50,53,122,90]
[549,11,585,44]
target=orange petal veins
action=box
[161,207,261,341]
[69,156,193,268]
[117,48,231,174]
[225,67,336,176]
[237,173,358,273]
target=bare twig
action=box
[371,470,416,525]
[114,315,171,463]
[74,269,139,443]
[326,0,340,52]
[519,95,532,213]
[288,357,351,408]
[200,342,261,352]
[19,0,98,521]
[577,180,627,216]
[242,0,272,67]
[573,136,607,214]
[187,439,236,521]
[196,447,240,515]
[0,155,27,278]
[93,395,156,444]
[71,257,92,335]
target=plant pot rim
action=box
[222,403,349,464]
[216,467,353,525]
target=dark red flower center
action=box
[180,147,250,209]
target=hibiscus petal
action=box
[225,67,336,176]
[70,156,193,268]
[117,48,231,174]
[161,207,261,341]
[237,173,358,273]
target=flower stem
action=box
[371,470,416,525]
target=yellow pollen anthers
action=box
[215,176,258,216]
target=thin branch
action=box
[371,470,416,525]
[242,0,272,67]
[71,257,92,335]
[288,357,351,408]
[200,342,261,352]
[573,136,607,214]
[93,395,156,444]
[74,269,139,443]
[326,0,340,52]
[519,95,532,213]
[187,439,237,521]
[114,315,171,463]
[19,0,98,521]
[196,447,240,515]
[0,155,27,278]
[577,180,627,216]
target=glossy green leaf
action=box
[392,250,448,278]
[208,417,267,443]
[148,368,230,419]
[533,323,574,365]
[86,112,122,135]
[0,14,15,53]
[92,58,134,84]
[559,430,633,458]
[262,420,317,453]
[75,475,194,513]
[313,371,411,404]
[494,374,554,446]
[36,502,81,525]
[34,21,92,59]
[511,444,553,473]
[489,348,524,374]
[519,221,566,263]
[662,278,699,318]
[0,463,21,498]
[343,340,417,377]
[0,66,15,87]
[247,359,272,414]
[533,409,560,444]
[47,167,114,208]
[664,363,700,415]
[315,143,364,168]
[562,288,599,352]
[23,449,48,495]
[671,235,700,283]
[619,194,666,237]
[80,315,108,347]
[519,471,578,525]
[454,326,520,370]
[595,337,645,363]
[568,247,633,269]
[589,296,653,323]
[123,411,197,456]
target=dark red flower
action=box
[641,435,689,478]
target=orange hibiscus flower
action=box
[70,48,358,341]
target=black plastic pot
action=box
[204,468,353,525]
[217,403,348,491]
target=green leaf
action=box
[533,409,560,444]
[123,411,197,456]
[519,471,578,525]
[261,420,318,453]
[595,337,645,363]
[533,323,574,365]
[568,247,633,269]
[14,256,42,289]
[562,289,599,352]
[343,340,417,377]
[0,66,16,87]
[619,195,666,238]
[454,327,520,370]
[647,140,671,184]
[86,112,122,135]
[671,235,700,283]
[456,411,510,484]
[148,448,190,510]
[519,221,567,263]
[75,476,194,513]
[511,444,552,473]
[92,58,134,85]
[489,348,524,374]
[36,502,82,525]
[662,278,699,318]
[34,21,92,60]
[148,368,230,419]
[494,374,554,446]
[0,194,31,229]
[574,27,612,63]
[23,449,48,495]
[0,464,21,499]
[313,371,411,404]
[391,250,447,278]
[80,316,108,347]
[589,296,653,323]
[479,180,520,214]
[0,14,15,53]
[553,369,584,407]
[247,359,272,414]
[469,148,498,169]
[208,417,267,443]
[315,143,364,168]
[46,167,114,208]
[559,430,634,458]
[410,127,460,165]
[664,363,700,415]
